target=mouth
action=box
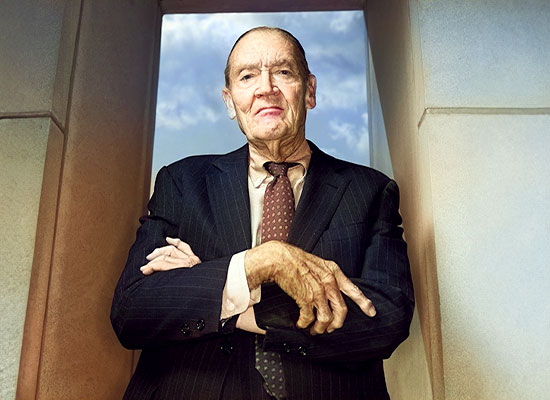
[255,106,283,116]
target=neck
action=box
[248,136,306,162]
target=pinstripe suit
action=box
[111,141,414,400]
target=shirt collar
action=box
[248,139,312,188]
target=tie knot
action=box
[264,162,298,178]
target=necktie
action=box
[261,162,297,243]
[255,161,297,400]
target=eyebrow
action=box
[233,59,295,75]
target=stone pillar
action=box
[366,1,550,399]
[0,1,161,399]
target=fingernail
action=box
[368,306,376,317]
[327,328,334,333]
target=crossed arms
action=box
[142,237,376,336]
[110,160,414,364]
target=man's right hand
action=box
[244,241,376,335]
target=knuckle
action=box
[312,285,324,296]
[341,304,348,315]
[313,326,324,334]
[304,291,314,304]
[327,260,339,270]
[317,313,332,324]
[323,274,337,285]
[332,319,344,329]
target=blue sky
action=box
[152,11,369,181]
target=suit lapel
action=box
[206,144,252,254]
[288,143,351,252]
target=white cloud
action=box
[315,72,367,111]
[161,13,298,53]
[156,102,224,131]
[329,117,369,156]
[155,82,225,131]
[329,12,362,33]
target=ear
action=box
[222,88,236,119]
[305,74,317,110]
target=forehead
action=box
[229,31,298,68]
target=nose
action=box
[255,70,279,97]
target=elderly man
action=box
[111,27,414,400]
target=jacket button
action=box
[180,323,190,336]
[220,343,233,355]
[282,343,291,353]
[298,346,307,356]
[196,319,205,331]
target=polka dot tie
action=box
[261,162,297,243]
[255,161,297,399]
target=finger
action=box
[295,276,316,329]
[166,237,201,261]
[339,278,376,317]
[140,259,180,275]
[140,256,195,275]
[340,280,376,317]
[149,255,195,267]
[325,285,348,333]
[327,262,376,317]
[305,272,333,335]
[296,301,315,329]
[314,264,348,332]
[146,246,170,260]
[140,264,155,275]
[146,245,186,261]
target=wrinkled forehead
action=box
[228,31,300,71]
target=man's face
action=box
[222,31,316,149]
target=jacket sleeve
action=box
[110,166,231,349]
[254,179,414,365]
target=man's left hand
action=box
[140,237,201,275]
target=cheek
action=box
[231,92,253,114]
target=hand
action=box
[140,237,201,275]
[245,241,376,335]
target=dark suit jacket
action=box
[110,142,414,400]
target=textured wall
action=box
[0,0,70,397]
[1,0,161,399]
[368,0,550,399]
[418,0,550,108]
[417,1,550,399]
[0,118,57,400]
[366,1,437,399]
[32,1,161,398]
[423,112,550,399]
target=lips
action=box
[255,106,283,116]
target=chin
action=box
[250,126,289,142]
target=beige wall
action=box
[0,118,61,400]
[1,0,161,399]
[367,0,550,399]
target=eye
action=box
[278,70,291,76]
[240,74,253,82]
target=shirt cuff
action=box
[220,250,251,319]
